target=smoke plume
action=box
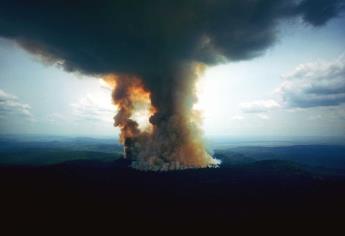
[104,64,219,170]
[0,0,343,170]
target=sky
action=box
[0,10,344,138]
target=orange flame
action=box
[103,74,154,143]
[103,63,220,171]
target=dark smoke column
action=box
[109,63,220,170]
[0,0,343,170]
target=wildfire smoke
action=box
[105,64,220,171]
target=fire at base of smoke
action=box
[104,64,221,171]
[131,159,221,172]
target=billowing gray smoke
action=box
[0,0,343,170]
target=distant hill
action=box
[0,137,123,166]
[0,136,344,228]
[215,145,345,175]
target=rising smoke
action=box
[105,63,219,170]
[0,0,343,170]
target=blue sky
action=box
[0,16,344,138]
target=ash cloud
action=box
[0,0,343,75]
[0,0,343,170]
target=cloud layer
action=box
[277,56,345,108]
[240,99,281,113]
[0,0,343,78]
[0,89,32,119]
[71,93,115,123]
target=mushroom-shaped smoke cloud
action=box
[0,0,343,170]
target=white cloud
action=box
[240,99,281,113]
[257,114,270,120]
[276,56,345,108]
[0,89,33,120]
[238,55,345,121]
[231,114,245,120]
[71,92,116,123]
